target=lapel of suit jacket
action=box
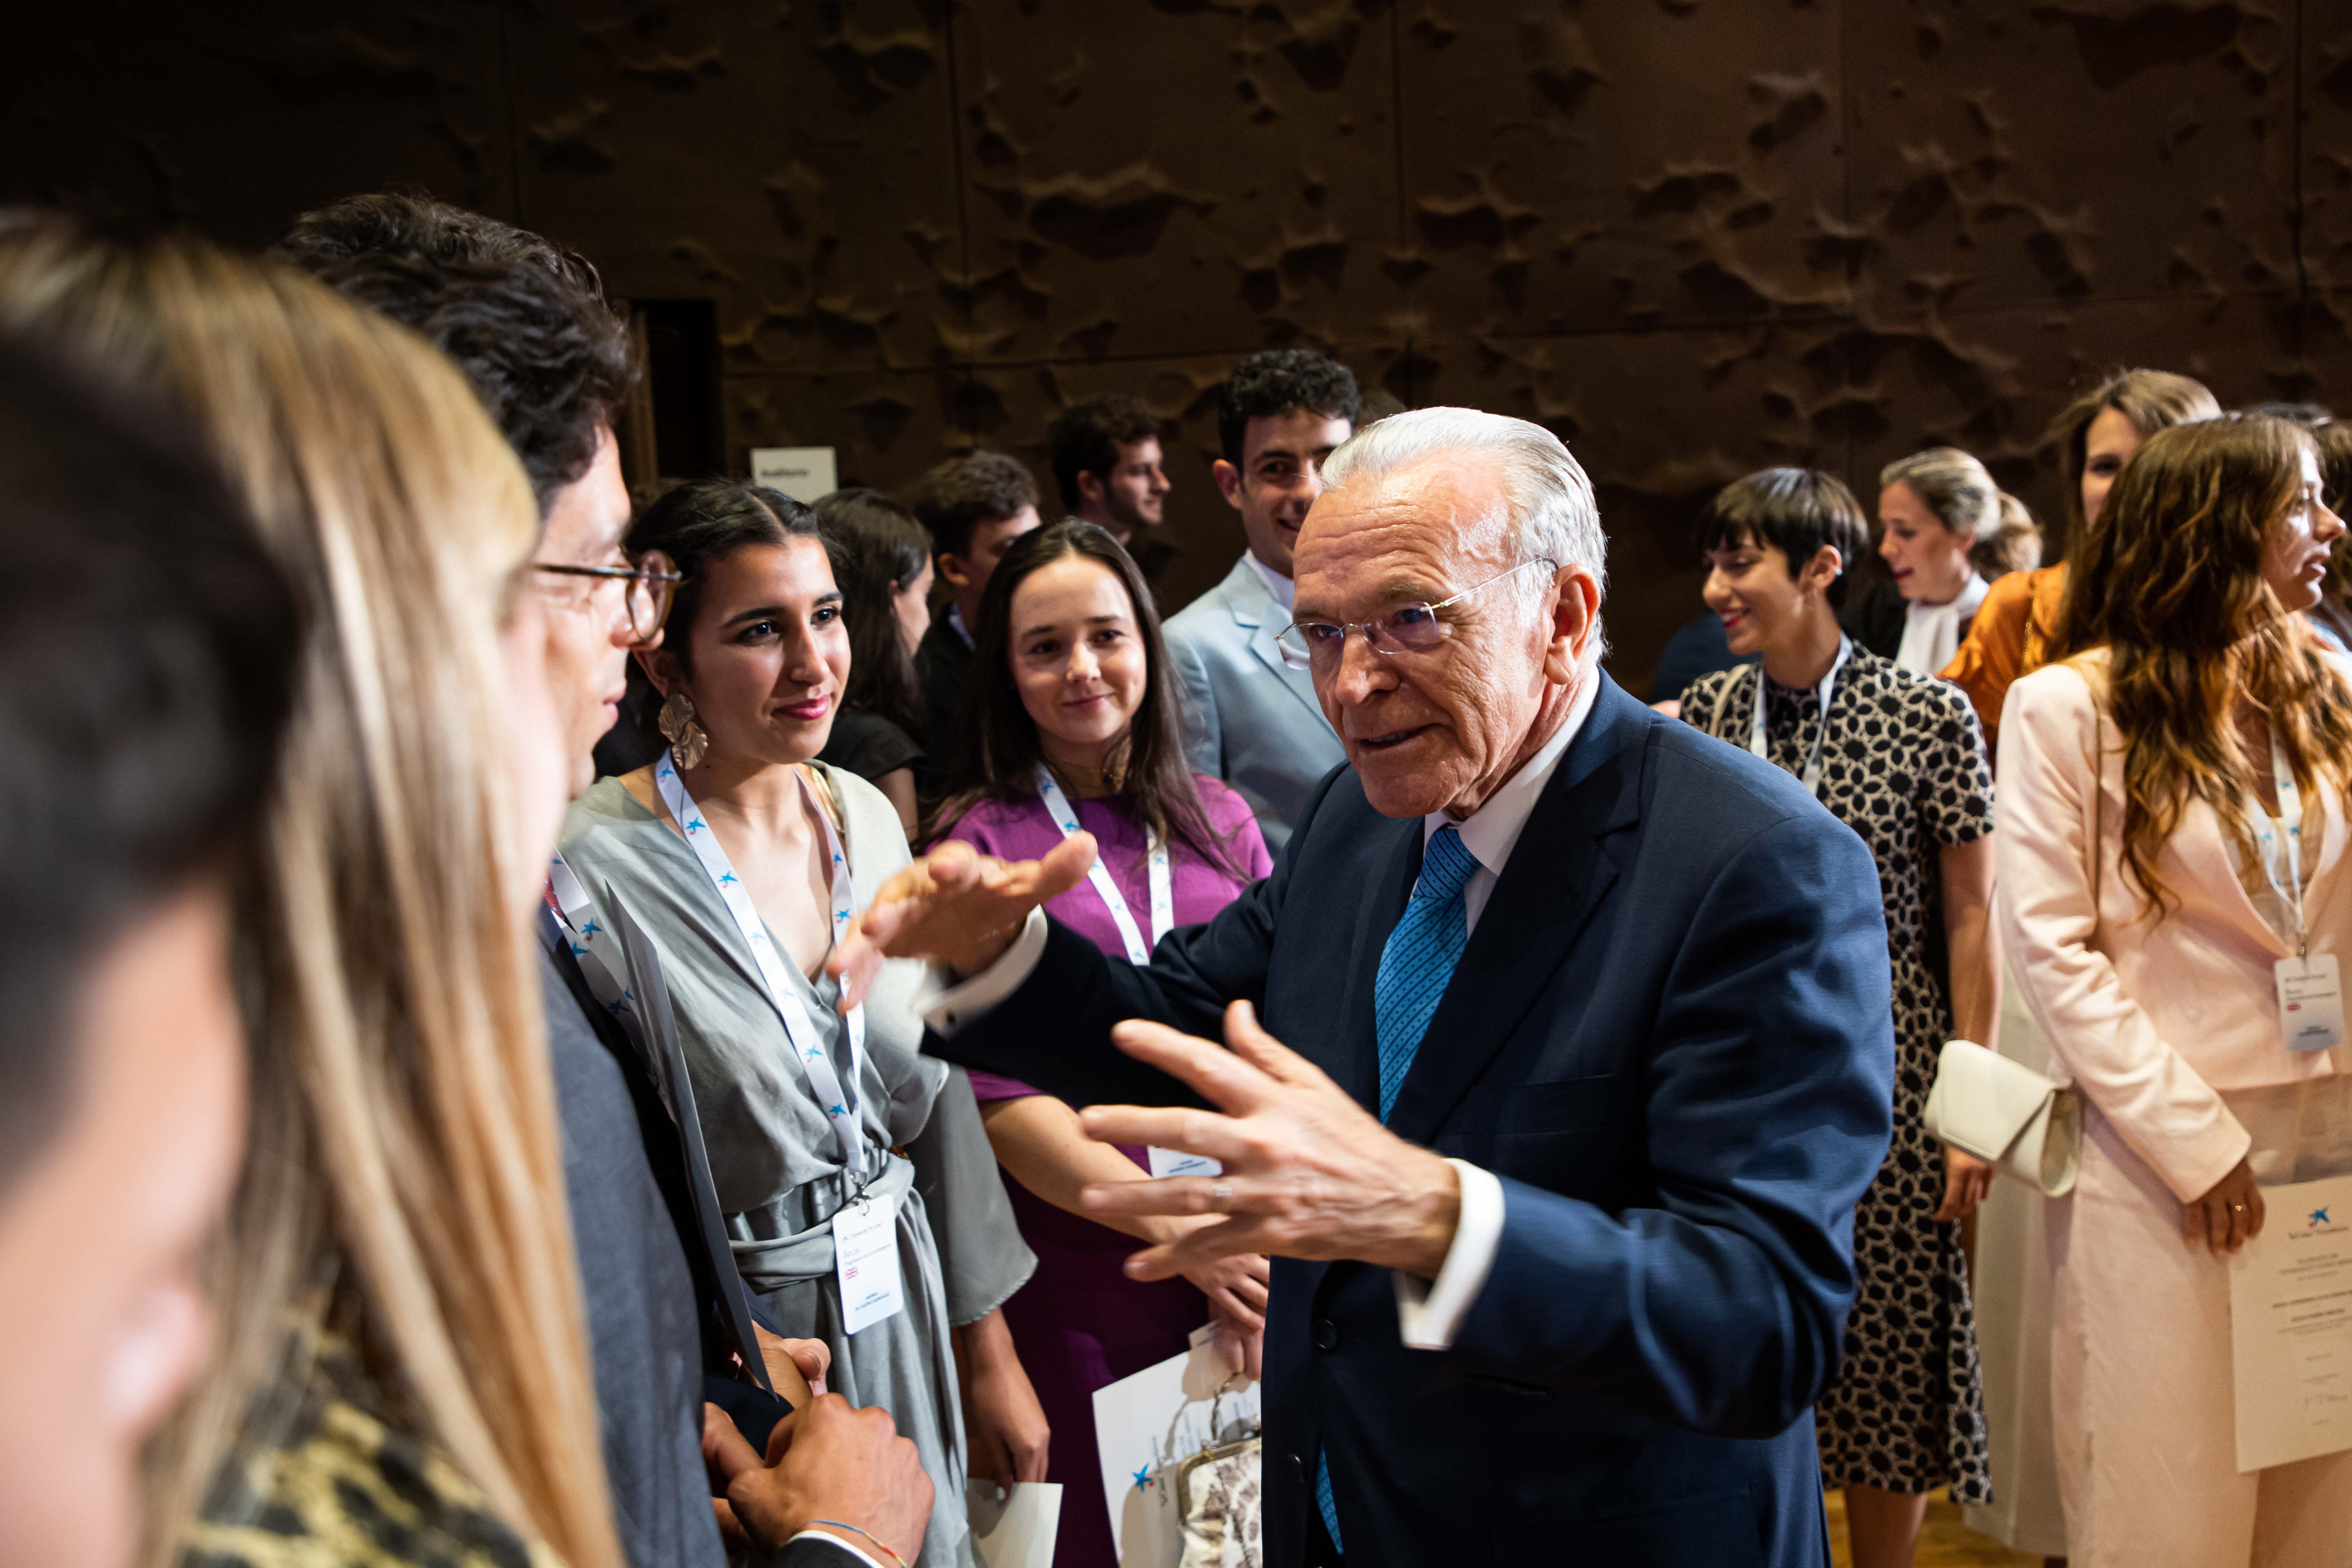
[1222,556,1327,724]
[1382,676,1649,1149]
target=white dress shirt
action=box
[929,671,1603,1352]
[1893,571,1989,676]
[1245,549,1297,614]
[785,1530,888,1567]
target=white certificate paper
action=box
[966,1480,1061,1568]
[2231,1174,2352,1472]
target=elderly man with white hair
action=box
[833,408,1896,1567]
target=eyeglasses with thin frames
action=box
[531,549,681,645]
[1275,558,1559,671]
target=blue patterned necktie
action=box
[1371,824,1481,1121]
[1317,823,1482,1552]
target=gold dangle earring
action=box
[657,689,709,770]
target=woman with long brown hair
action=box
[0,216,625,1568]
[1999,414,2352,1565]
[1957,368,2222,1564]
[930,519,1272,1568]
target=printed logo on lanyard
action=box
[1749,635,1853,797]
[656,749,875,1180]
[2258,728,2345,1053]
[1033,765,1215,1179]
[545,855,664,1109]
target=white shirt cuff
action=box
[782,1529,889,1568]
[922,908,1048,1036]
[1393,1159,1504,1352]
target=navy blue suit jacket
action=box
[927,675,1894,1566]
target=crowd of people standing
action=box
[0,183,2346,1568]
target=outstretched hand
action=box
[826,834,1099,1010]
[1077,1001,1462,1281]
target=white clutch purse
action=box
[1922,1038,2082,1197]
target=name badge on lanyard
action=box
[2257,729,2344,1054]
[1749,635,1852,797]
[1034,766,1218,1180]
[657,749,905,1329]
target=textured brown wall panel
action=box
[1847,3,2299,316]
[946,1,1403,364]
[4,0,2338,697]
[10,5,513,243]
[1394,1,1851,337]
[504,1,963,375]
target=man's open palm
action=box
[1078,1001,1462,1281]
[826,833,1098,1008]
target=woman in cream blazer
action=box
[1997,414,2352,1568]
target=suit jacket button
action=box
[1312,1318,1340,1351]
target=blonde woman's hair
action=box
[1973,494,2043,578]
[1879,446,2043,583]
[0,215,624,1568]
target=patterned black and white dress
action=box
[1680,645,1995,1504]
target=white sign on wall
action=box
[750,446,839,504]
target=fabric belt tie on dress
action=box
[729,1149,916,1296]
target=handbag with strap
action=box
[1923,1037,2081,1196]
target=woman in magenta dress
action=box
[933,519,1273,1568]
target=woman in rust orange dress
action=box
[1941,369,2220,765]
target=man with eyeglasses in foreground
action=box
[282,194,931,1568]
[834,407,1895,1567]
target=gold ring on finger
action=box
[1211,1181,1234,1213]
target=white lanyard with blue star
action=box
[1034,763,1173,964]
[1749,635,1854,796]
[1032,763,1217,1180]
[546,855,660,1105]
[542,854,781,1392]
[656,749,874,1183]
[2256,726,2343,1053]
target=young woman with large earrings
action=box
[559,479,1044,1568]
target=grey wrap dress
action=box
[560,763,1036,1568]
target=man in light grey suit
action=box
[1164,350,1361,849]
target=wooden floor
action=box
[1824,1490,2043,1567]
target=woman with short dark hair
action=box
[1677,468,1998,1568]
[932,519,1272,1568]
